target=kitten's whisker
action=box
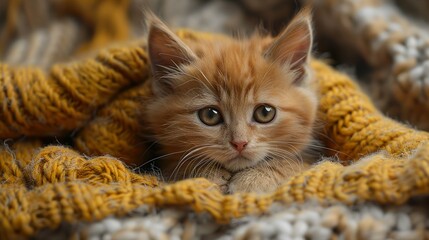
[267,147,303,165]
[188,158,205,178]
[139,140,160,159]
[171,156,203,181]
[316,132,344,148]
[259,159,277,179]
[208,161,219,180]
[179,145,212,162]
[287,145,304,163]
[210,161,223,180]
[267,150,303,176]
[135,149,188,169]
[182,151,211,178]
[263,140,349,157]
[267,151,295,169]
[183,157,204,179]
[263,144,304,160]
[190,158,212,179]
[170,145,212,180]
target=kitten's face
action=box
[146,13,317,172]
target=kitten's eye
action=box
[198,107,223,126]
[253,104,276,123]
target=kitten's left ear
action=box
[147,13,197,95]
[264,8,313,84]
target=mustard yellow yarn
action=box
[1,142,429,238]
[312,60,429,161]
[75,82,153,165]
[0,43,149,139]
[1,30,429,238]
[55,0,131,52]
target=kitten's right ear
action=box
[146,13,196,95]
[264,8,313,84]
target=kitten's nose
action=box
[230,141,248,153]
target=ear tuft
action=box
[264,7,313,84]
[147,13,196,95]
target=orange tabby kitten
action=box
[144,9,318,194]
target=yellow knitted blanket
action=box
[1,2,429,239]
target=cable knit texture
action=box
[1,1,429,239]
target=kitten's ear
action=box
[264,8,313,84]
[147,14,197,95]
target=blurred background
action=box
[1,0,429,131]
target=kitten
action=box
[144,9,318,194]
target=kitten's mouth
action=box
[232,155,251,161]
[222,155,260,171]
[233,153,273,162]
[222,154,295,172]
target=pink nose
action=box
[230,141,248,152]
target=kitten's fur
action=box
[144,9,318,194]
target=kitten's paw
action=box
[227,169,279,194]
[204,167,232,194]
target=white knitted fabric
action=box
[44,201,429,240]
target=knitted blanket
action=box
[1,0,429,239]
